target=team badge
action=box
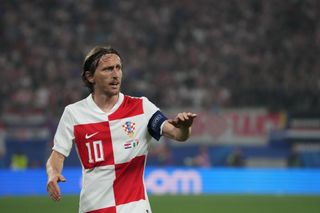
[122,121,136,138]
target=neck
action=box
[92,92,119,113]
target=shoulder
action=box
[63,97,88,117]
[108,95,144,120]
[123,95,157,110]
[123,95,144,104]
[117,95,144,110]
[108,95,157,120]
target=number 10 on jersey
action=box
[74,122,114,169]
[85,140,105,163]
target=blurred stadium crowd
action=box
[0,0,319,168]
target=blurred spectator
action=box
[149,141,174,166]
[1,0,319,119]
[29,160,41,168]
[1,0,320,168]
[227,147,245,167]
[287,144,304,167]
[10,149,28,170]
[184,145,211,167]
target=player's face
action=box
[90,54,122,96]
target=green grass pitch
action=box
[0,195,319,213]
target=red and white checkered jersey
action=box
[53,93,161,213]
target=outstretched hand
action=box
[167,112,197,129]
[47,174,66,201]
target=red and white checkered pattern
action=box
[53,93,159,213]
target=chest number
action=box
[85,140,105,163]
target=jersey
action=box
[52,93,165,213]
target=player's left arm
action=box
[162,112,197,141]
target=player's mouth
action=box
[110,82,120,87]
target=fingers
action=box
[58,175,66,183]
[188,112,197,118]
[47,180,61,201]
[176,112,197,122]
[169,112,197,127]
[47,175,66,201]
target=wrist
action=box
[176,126,191,141]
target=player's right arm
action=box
[46,150,66,201]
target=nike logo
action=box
[85,132,99,139]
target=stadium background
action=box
[0,0,319,212]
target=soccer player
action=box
[46,46,197,213]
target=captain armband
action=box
[147,110,167,141]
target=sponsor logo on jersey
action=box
[122,121,136,138]
[85,132,99,139]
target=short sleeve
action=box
[142,97,159,120]
[142,97,167,140]
[52,107,74,157]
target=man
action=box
[46,46,197,213]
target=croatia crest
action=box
[122,121,136,138]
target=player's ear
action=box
[85,71,94,83]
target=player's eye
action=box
[103,66,114,71]
[116,65,122,70]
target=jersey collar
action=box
[86,92,124,115]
